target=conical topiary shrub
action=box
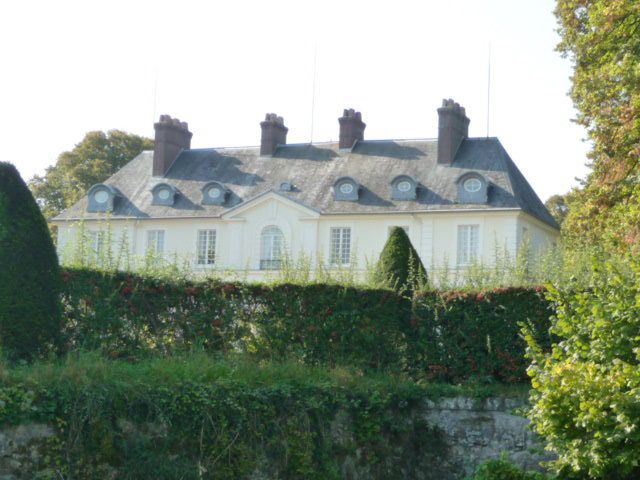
[0,162,62,360]
[375,227,428,291]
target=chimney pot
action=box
[338,108,366,150]
[153,114,193,177]
[260,113,288,156]
[437,99,470,164]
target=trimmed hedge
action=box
[0,162,61,360]
[59,268,552,382]
[375,226,427,290]
[408,288,553,383]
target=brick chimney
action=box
[338,109,366,149]
[437,99,470,165]
[260,113,288,156]
[153,115,192,177]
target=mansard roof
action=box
[53,137,559,229]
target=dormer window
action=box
[87,184,119,213]
[201,181,229,206]
[462,177,482,193]
[456,173,489,204]
[333,177,359,201]
[280,182,294,192]
[390,175,417,200]
[151,183,177,206]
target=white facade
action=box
[55,191,559,281]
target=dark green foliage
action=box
[409,287,553,383]
[59,268,551,382]
[375,226,428,291]
[468,458,552,480]
[0,162,61,360]
[0,354,500,479]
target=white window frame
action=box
[330,227,352,266]
[260,225,284,270]
[88,230,105,256]
[457,224,480,266]
[146,230,165,255]
[196,229,217,266]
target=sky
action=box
[0,0,590,202]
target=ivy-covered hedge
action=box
[408,288,553,383]
[59,268,552,382]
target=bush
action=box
[0,162,61,360]
[59,268,551,382]
[526,256,640,479]
[374,226,427,291]
[468,458,551,480]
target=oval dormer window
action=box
[157,188,172,200]
[339,183,354,195]
[390,175,417,201]
[202,181,228,206]
[94,190,109,204]
[208,187,222,199]
[456,173,488,204]
[151,183,177,206]
[87,184,118,213]
[463,178,482,193]
[334,177,359,201]
[397,181,412,193]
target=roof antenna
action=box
[152,68,159,126]
[309,45,318,144]
[486,43,491,138]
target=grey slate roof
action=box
[53,137,559,229]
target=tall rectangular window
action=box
[146,230,165,255]
[330,227,351,265]
[457,225,479,265]
[196,230,217,266]
[88,231,105,257]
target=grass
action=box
[0,352,530,401]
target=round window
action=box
[463,178,482,193]
[94,190,109,204]
[397,180,412,193]
[208,187,222,199]
[157,188,171,200]
[339,183,354,195]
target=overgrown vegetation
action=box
[0,162,62,360]
[0,353,525,479]
[467,457,553,480]
[526,255,640,479]
[59,218,597,290]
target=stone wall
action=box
[0,396,552,480]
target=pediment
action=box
[221,190,320,220]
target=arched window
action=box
[260,225,284,270]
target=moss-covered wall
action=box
[0,392,550,480]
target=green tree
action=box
[525,255,640,479]
[555,0,640,252]
[29,130,153,219]
[544,194,569,227]
[0,162,62,360]
[374,227,427,291]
